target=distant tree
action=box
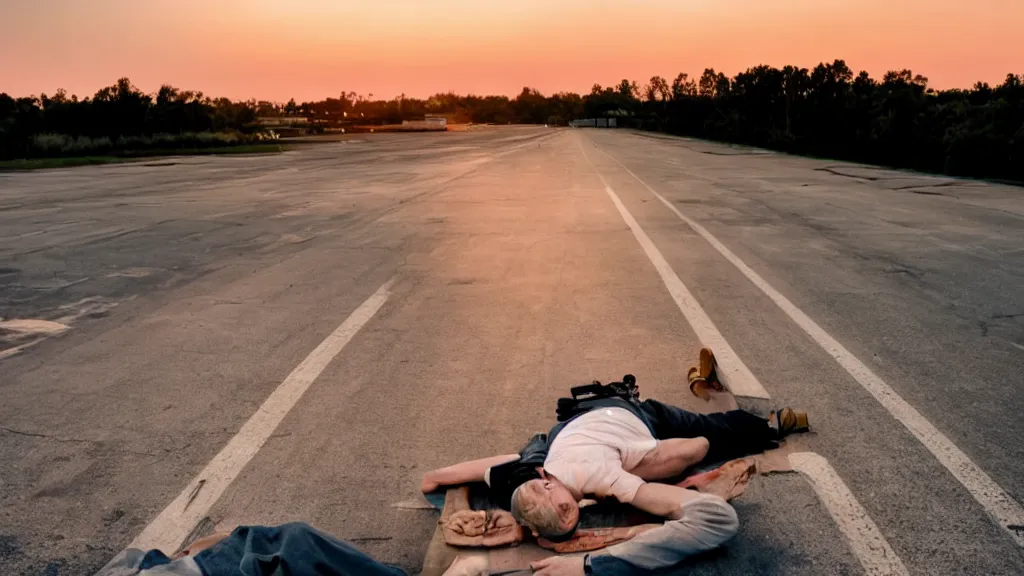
[781,65,810,136]
[548,91,584,124]
[810,59,853,88]
[617,79,640,101]
[646,76,670,102]
[714,73,731,98]
[881,69,928,91]
[671,73,697,99]
[47,89,69,105]
[698,69,719,97]
[92,77,152,137]
[512,87,550,124]
[853,71,875,93]
[156,85,179,106]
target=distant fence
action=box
[569,118,618,128]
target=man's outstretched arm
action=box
[421,454,520,493]
[600,485,738,570]
[532,483,738,576]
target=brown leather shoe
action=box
[688,366,711,400]
[699,347,718,382]
[689,347,725,400]
[771,407,809,437]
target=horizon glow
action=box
[2,0,1022,102]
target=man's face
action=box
[519,477,580,535]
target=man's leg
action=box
[639,399,777,464]
[193,523,408,576]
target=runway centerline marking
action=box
[576,137,771,411]
[790,452,910,576]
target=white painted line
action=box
[576,138,771,414]
[592,140,1024,548]
[128,279,394,553]
[790,452,910,576]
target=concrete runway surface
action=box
[1,127,1022,575]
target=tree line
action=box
[625,62,1023,182]
[2,62,1021,181]
[1,78,263,158]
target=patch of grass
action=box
[118,144,290,157]
[0,144,289,171]
[0,156,129,171]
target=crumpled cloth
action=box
[442,509,524,547]
[537,525,660,553]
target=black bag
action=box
[555,374,640,422]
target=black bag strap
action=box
[569,374,637,399]
[569,381,606,400]
[557,375,640,422]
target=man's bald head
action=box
[510,477,579,541]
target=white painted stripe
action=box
[129,279,394,553]
[576,138,770,408]
[790,452,910,576]
[593,140,1024,548]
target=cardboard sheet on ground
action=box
[422,442,796,576]
[420,384,798,575]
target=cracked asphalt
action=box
[1,127,1023,575]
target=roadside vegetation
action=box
[0,79,281,169]
[2,64,1021,181]
[620,63,1024,183]
[0,144,287,171]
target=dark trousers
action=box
[638,399,777,464]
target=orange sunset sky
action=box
[3,0,1022,102]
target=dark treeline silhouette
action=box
[0,78,261,159]
[625,62,1023,182]
[292,89,583,127]
[2,63,1022,182]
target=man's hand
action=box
[421,474,440,494]
[530,555,585,576]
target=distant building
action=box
[424,115,448,127]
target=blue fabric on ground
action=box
[139,550,174,569]
[193,522,408,576]
[592,555,644,576]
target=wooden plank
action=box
[488,543,552,574]
[420,487,470,576]
[419,521,460,576]
[440,487,470,522]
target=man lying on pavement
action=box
[422,356,809,575]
